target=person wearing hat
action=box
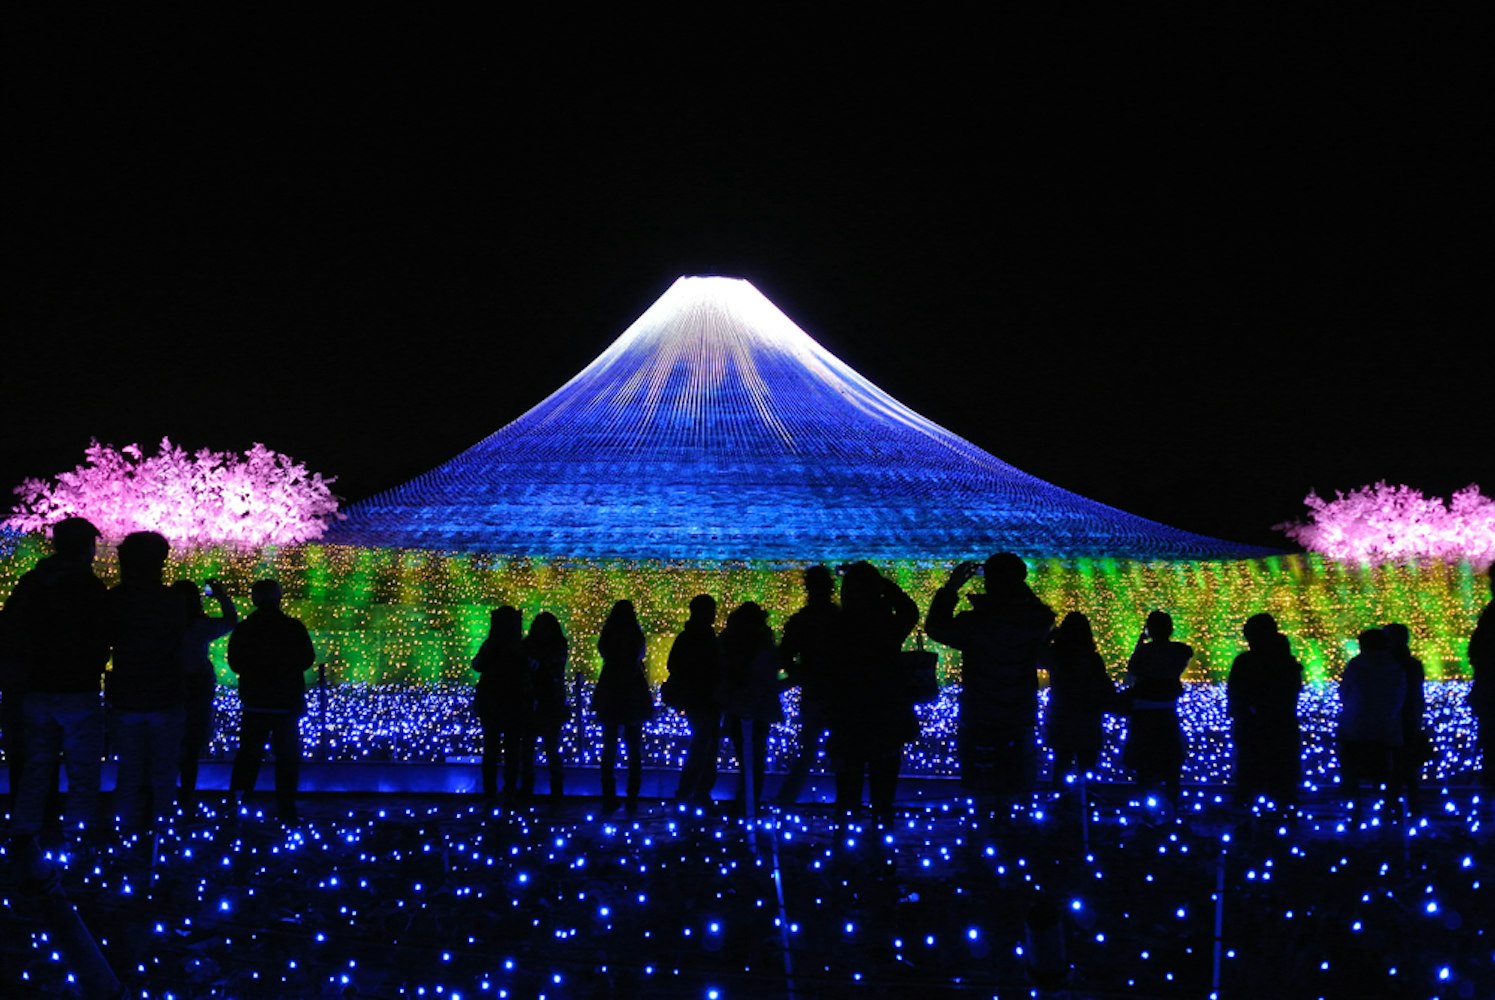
[926,551,1056,809]
[2,517,112,849]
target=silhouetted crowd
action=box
[3,519,1493,863]
[1,519,315,870]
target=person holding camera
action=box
[172,577,238,818]
[926,552,1056,810]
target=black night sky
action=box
[6,12,1490,553]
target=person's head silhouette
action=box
[117,530,169,583]
[529,610,563,645]
[688,593,717,624]
[1056,610,1095,648]
[1381,622,1411,654]
[839,561,881,607]
[982,551,1028,587]
[49,516,100,562]
[489,605,523,642]
[804,565,835,603]
[251,579,283,611]
[1243,613,1278,647]
[172,579,205,616]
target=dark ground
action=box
[3,768,1492,1000]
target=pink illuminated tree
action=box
[5,438,342,550]
[1275,481,1495,570]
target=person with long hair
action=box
[523,611,570,799]
[594,599,652,813]
[1040,610,1113,785]
[717,601,783,813]
[472,605,533,804]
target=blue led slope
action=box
[330,276,1276,562]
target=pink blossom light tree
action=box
[5,438,342,550]
[1275,481,1495,570]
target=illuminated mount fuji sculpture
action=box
[329,277,1275,563]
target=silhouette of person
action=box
[776,566,841,806]
[0,558,47,815]
[105,530,189,833]
[826,561,919,822]
[926,552,1056,806]
[1469,571,1495,788]
[1122,610,1192,814]
[522,610,570,799]
[663,593,722,804]
[227,579,316,824]
[717,601,784,813]
[4,517,111,849]
[593,599,652,813]
[1226,613,1303,809]
[1338,627,1406,824]
[1382,622,1428,813]
[0,601,28,812]
[471,605,534,804]
[172,578,237,817]
[1038,611,1114,785]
